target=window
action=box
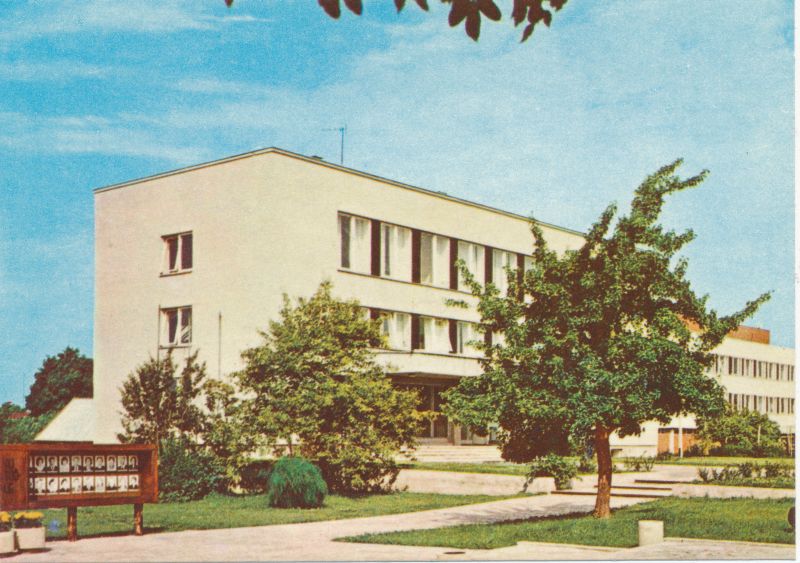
[420,233,450,287]
[161,306,192,346]
[419,317,451,354]
[380,312,410,350]
[492,249,516,295]
[381,223,412,280]
[457,241,484,291]
[162,232,192,274]
[339,213,371,273]
[456,321,480,356]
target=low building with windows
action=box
[40,148,795,455]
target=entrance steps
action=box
[399,444,504,464]
[554,483,674,499]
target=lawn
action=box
[342,497,795,548]
[403,462,530,476]
[40,492,515,541]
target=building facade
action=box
[41,148,794,454]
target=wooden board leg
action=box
[133,503,143,536]
[67,507,78,542]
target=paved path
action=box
[12,495,643,562]
[11,490,795,561]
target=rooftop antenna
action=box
[323,125,346,165]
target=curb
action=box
[665,536,796,548]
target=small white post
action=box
[638,520,664,546]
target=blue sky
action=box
[0,1,794,405]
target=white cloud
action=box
[0,111,210,164]
[0,60,109,82]
[0,0,269,46]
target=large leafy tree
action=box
[118,351,207,446]
[26,347,93,417]
[225,0,567,42]
[444,160,770,517]
[236,281,421,493]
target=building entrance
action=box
[398,382,451,441]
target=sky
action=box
[0,1,794,405]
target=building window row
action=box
[727,392,795,415]
[371,308,482,357]
[339,212,529,294]
[712,354,794,381]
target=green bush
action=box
[238,459,274,494]
[526,454,577,490]
[623,454,655,472]
[697,463,795,489]
[266,457,327,508]
[576,455,597,474]
[159,437,225,502]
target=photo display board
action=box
[0,444,157,510]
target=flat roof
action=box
[94,146,585,238]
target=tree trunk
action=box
[594,426,613,518]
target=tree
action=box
[443,160,770,517]
[0,402,55,444]
[236,281,421,493]
[202,378,258,484]
[696,406,784,457]
[118,351,207,445]
[0,413,56,444]
[26,347,93,417]
[224,0,568,42]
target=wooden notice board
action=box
[0,443,157,511]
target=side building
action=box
[38,148,795,456]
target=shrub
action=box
[527,454,578,490]
[238,460,274,494]
[266,457,327,508]
[314,446,401,495]
[697,467,711,482]
[623,454,655,472]
[159,437,224,502]
[737,462,755,479]
[763,462,783,479]
[576,455,597,474]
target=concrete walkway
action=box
[11,490,795,561]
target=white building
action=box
[39,148,795,455]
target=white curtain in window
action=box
[382,312,410,350]
[420,233,450,287]
[457,322,480,356]
[421,317,450,353]
[492,249,515,295]
[339,214,371,273]
[458,241,484,291]
[381,223,412,281]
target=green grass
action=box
[40,492,515,541]
[648,456,795,467]
[403,462,530,476]
[342,497,795,549]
